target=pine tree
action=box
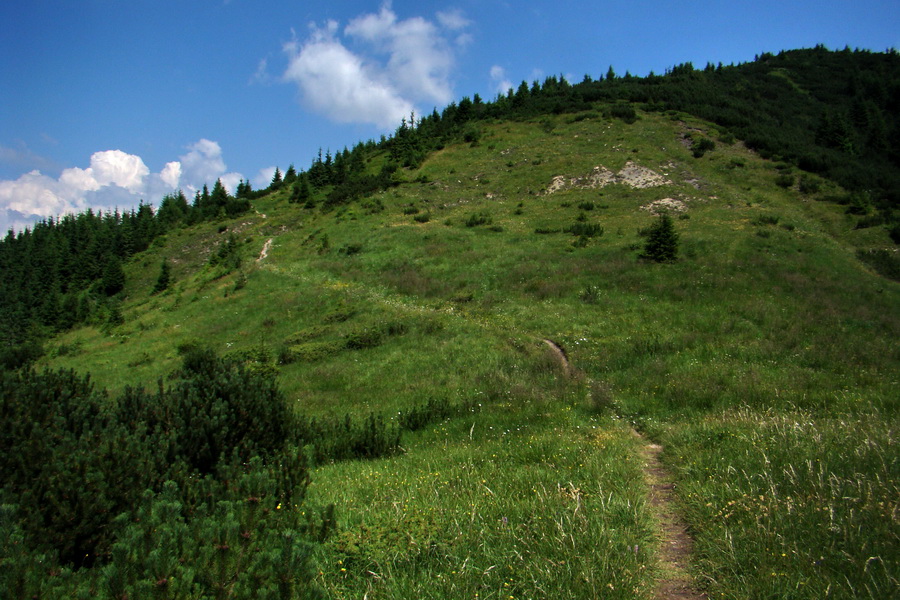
[641,213,679,262]
[210,179,230,215]
[270,167,283,190]
[283,164,298,185]
[101,256,126,295]
[153,259,171,294]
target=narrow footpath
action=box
[543,338,706,600]
[637,435,706,600]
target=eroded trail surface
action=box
[543,338,705,599]
[638,436,706,600]
[257,238,273,262]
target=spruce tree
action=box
[101,256,126,295]
[641,213,679,262]
[270,167,283,190]
[153,259,171,294]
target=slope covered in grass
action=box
[24,106,900,598]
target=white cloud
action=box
[0,170,72,218]
[90,150,149,191]
[283,23,413,128]
[282,4,469,128]
[0,140,243,233]
[436,9,471,31]
[490,65,514,96]
[178,139,227,189]
[253,166,278,190]
[160,161,182,189]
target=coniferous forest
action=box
[2,47,899,598]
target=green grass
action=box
[309,400,657,600]
[37,108,900,598]
[666,406,898,599]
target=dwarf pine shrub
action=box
[0,350,325,594]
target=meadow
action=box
[39,109,899,598]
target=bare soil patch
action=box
[257,238,273,262]
[638,436,707,600]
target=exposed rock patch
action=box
[641,198,688,215]
[257,238,273,262]
[545,161,671,194]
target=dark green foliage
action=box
[101,256,125,296]
[338,242,363,256]
[290,175,312,205]
[344,327,384,350]
[0,340,43,370]
[845,191,873,215]
[152,258,171,293]
[640,213,679,262]
[798,173,821,194]
[564,222,604,238]
[889,223,900,244]
[209,233,242,272]
[0,350,339,595]
[609,102,637,124]
[579,285,602,304]
[691,137,716,158]
[270,167,283,190]
[857,249,900,281]
[465,212,493,227]
[752,214,781,226]
[775,173,795,188]
[397,396,479,431]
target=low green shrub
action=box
[464,212,493,227]
[564,222,604,238]
[288,340,344,362]
[857,249,900,281]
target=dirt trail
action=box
[638,436,707,600]
[257,238,273,262]
[542,339,571,378]
[542,338,705,599]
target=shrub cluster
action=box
[0,348,323,597]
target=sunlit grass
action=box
[34,108,900,598]
[309,399,657,599]
[665,406,898,599]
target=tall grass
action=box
[309,401,658,599]
[665,406,898,599]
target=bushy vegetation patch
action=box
[857,248,900,281]
[0,350,323,596]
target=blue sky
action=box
[2,0,898,233]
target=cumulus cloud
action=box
[253,166,278,190]
[160,161,182,189]
[57,150,150,195]
[490,65,514,96]
[282,3,469,129]
[0,140,243,233]
[283,22,414,128]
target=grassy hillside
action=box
[28,108,900,598]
